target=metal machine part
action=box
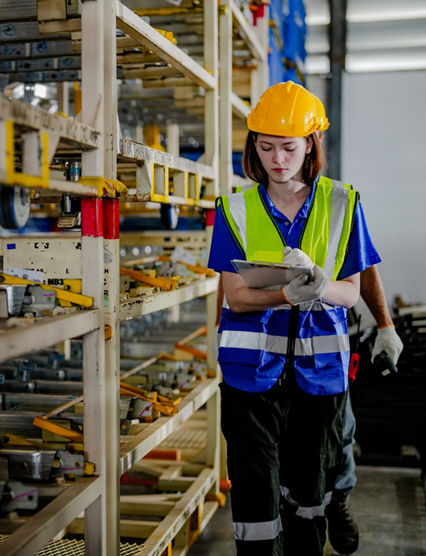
[52,450,84,478]
[0,285,27,316]
[0,480,39,512]
[22,285,55,313]
[2,393,77,413]
[0,365,67,382]
[0,411,83,439]
[0,447,56,481]
[0,380,36,394]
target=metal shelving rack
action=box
[0,1,269,554]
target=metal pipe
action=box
[326,0,347,180]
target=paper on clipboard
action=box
[231,259,314,288]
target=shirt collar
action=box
[258,178,318,221]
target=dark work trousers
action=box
[220,371,347,556]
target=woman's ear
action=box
[305,135,313,154]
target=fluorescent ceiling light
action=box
[305,14,329,26]
[346,51,426,72]
[347,4,426,23]
[305,55,329,75]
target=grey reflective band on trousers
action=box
[281,486,333,519]
[233,515,283,541]
[220,330,350,356]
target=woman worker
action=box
[208,81,380,555]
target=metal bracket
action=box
[2,120,50,189]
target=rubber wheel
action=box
[0,186,31,229]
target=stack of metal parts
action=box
[350,308,426,471]
[119,245,214,301]
[0,0,236,149]
[120,299,207,358]
[0,283,56,319]
[0,349,85,521]
[0,299,212,524]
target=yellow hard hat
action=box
[311,93,330,131]
[247,81,320,137]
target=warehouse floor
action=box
[190,466,426,555]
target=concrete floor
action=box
[190,466,426,555]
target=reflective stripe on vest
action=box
[233,515,282,541]
[220,329,350,356]
[219,177,359,279]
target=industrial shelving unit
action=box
[0,1,269,554]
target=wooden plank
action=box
[231,92,251,119]
[230,0,267,62]
[0,477,102,556]
[120,497,175,517]
[80,1,108,552]
[157,476,196,492]
[116,1,216,90]
[119,138,216,179]
[0,94,101,148]
[219,0,233,196]
[119,276,218,320]
[119,378,219,474]
[172,501,219,556]
[137,468,217,555]
[0,309,100,364]
[68,517,158,539]
[37,0,67,21]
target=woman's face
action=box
[254,133,312,185]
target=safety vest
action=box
[216,177,359,395]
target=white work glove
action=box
[282,246,314,269]
[371,325,403,365]
[282,265,329,305]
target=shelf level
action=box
[120,377,219,474]
[0,476,102,556]
[116,1,217,91]
[0,94,100,149]
[0,309,100,364]
[118,138,217,206]
[119,276,218,320]
[136,468,218,556]
[230,0,267,63]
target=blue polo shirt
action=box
[208,181,380,279]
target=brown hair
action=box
[242,131,324,186]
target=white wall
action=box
[309,71,426,323]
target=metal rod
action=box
[326,0,347,181]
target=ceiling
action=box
[303,0,426,74]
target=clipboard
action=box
[231,259,314,288]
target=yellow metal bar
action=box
[0,273,93,307]
[150,164,170,204]
[186,173,199,206]
[32,416,84,442]
[145,125,165,151]
[5,121,50,188]
[119,383,176,416]
[73,81,81,116]
[77,176,128,197]
[120,266,176,291]
[158,256,215,277]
